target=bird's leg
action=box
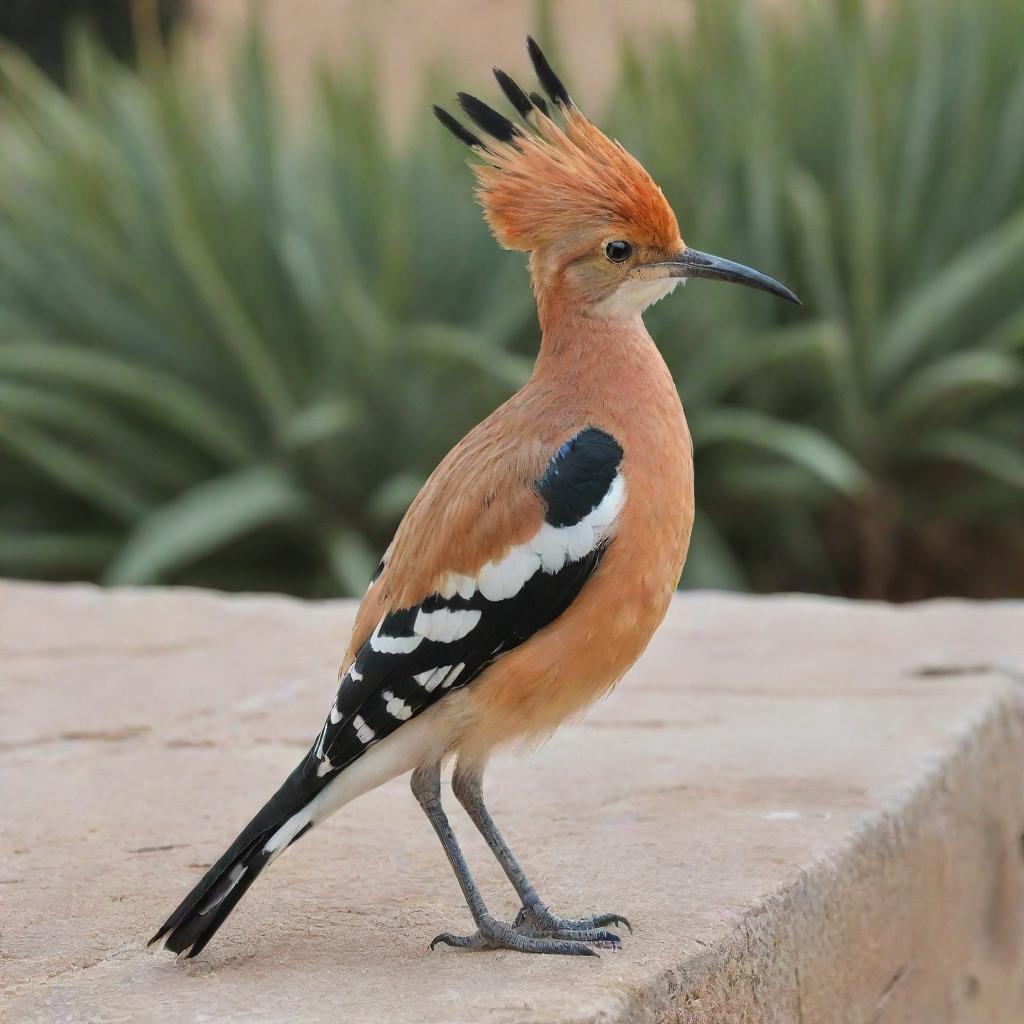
[451,764,630,945]
[410,762,598,956]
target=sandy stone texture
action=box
[1,581,1023,1023]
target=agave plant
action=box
[0,0,1021,600]
[613,0,1024,596]
[0,29,537,596]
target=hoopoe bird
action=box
[151,38,798,960]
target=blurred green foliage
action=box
[0,0,1021,600]
[0,0,189,86]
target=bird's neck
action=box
[524,285,689,476]
[532,286,668,405]
[527,282,693,588]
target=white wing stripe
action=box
[382,690,413,721]
[414,607,481,643]
[370,619,423,654]
[441,663,465,689]
[353,714,375,744]
[437,471,626,601]
[414,665,452,693]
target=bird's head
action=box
[435,38,799,323]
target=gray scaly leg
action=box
[451,764,630,947]
[411,762,598,955]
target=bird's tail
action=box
[149,759,321,959]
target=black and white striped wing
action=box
[310,427,625,778]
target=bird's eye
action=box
[604,240,632,263]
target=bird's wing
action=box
[308,425,626,779]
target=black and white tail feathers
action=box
[149,759,318,959]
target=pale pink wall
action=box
[181,0,695,125]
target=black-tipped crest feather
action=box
[529,91,550,117]
[493,68,533,120]
[526,36,572,107]
[456,92,518,143]
[432,105,486,150]
[432,39,566,150]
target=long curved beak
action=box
[652,248,801,306]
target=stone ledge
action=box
[1,581,1023,1023]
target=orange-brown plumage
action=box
[473,108,680,256]
[152,37,796,962]
[346,292,693,762]
[344,61,696,756]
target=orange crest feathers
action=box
[434,38,679,254]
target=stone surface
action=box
[1,580,1023,1024]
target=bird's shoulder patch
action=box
[536,427,624,528]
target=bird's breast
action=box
[606,372,695,623]
[456,327,695,761]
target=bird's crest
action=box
[434,38,679,254]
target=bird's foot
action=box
[512,905,630,947]
[429,912,607,956]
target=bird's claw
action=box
[429,930,486,951]
[514,905,632,940]
[429,912,601,956]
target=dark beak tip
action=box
[674,248,802,308]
